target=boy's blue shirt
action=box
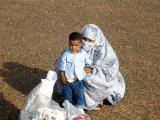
[59,48,92,80]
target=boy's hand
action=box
[62,79,68,84]
[84,66,93,73]
[59,71,68,84]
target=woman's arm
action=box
[93,43,119,81]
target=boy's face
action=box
[69,40,82,53]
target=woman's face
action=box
[82,37,93,43]
[82,37,95,52]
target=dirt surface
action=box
[0,0,160,120]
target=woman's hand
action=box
[84,66,93,73]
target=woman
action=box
[54,24,125,110]
[80,24,125,110]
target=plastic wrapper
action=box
[63,100,91,120]
[69,114,91,120]
[20,97,66,120]
[20,99,92,120]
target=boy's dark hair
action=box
[69,32,82,42]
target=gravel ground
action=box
[0,0,160,120]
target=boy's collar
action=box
[68,47,82,54]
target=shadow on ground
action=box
[0,93,20,120]
[0,62,47,95]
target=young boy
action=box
[58,32,92,113]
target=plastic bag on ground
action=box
[20,98,66,120]
[63,100,91,120]
[19,70,91,120]
[19,71,68,120]
[23,70,57,111]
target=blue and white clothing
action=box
[80,24,125,109]
[59,48,92,82]
[54,24,125,110]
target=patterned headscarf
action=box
[80,24,106,47]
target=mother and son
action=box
[53,24,126,113]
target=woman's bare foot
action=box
[93,101,103,111]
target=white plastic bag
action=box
[31,100,66,120]
[23,70,57,111]
[19,70,67,120]
[20,98,66,120]
[19,70,90,120]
